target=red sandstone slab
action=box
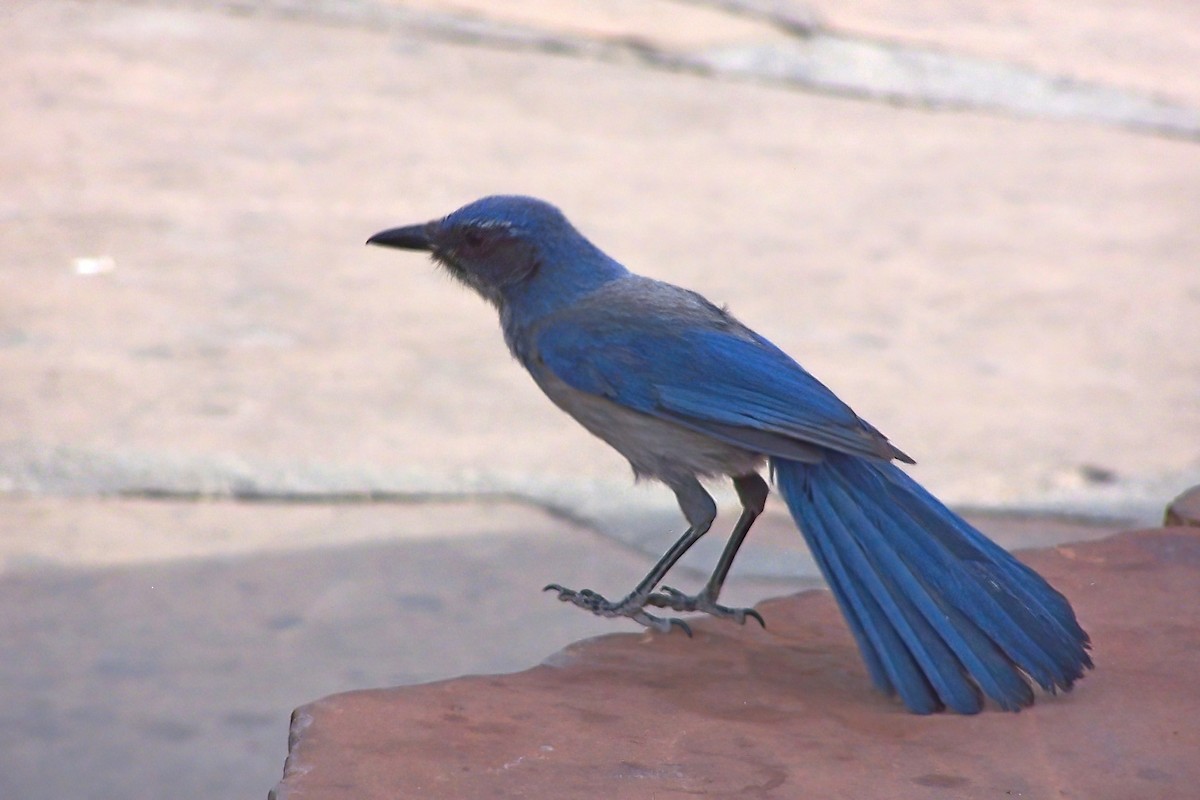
[272,529,1199,799]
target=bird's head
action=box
[368,195,614,308]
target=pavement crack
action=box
[679,0,823,38]
[138,0,1200,140]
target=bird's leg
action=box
[545,523,709,634]
[544,478,716,634]
[646,473,769,627]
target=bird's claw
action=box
[543,583,692,636]
[645,586,766,628]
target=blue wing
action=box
[532,301,911,464]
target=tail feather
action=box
[833,463,1074,696]
[821,474,1029,712]
[886,467,1091,657]
[772,454,1091,714]
[872,464,1092,691]
[803,494,944,712]
[812,488,982,713]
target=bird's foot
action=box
[644,586,765,628]
[543,584,692,636]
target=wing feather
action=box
[533,304,910,463]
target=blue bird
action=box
[368,195,1092,714]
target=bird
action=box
[367,195,1092,714]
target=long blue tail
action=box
[772,454,1092,714]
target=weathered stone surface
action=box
[273,528,1200,800]
[823,0,1200,108]
[1165,485,1200,526]
[0,496,1124,800]
[4,0,1199,514]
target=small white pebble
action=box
[73,255,115,275]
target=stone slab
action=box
[823,0,1200,108]
[273,528,1200,799]
[0,495,1123,799]
[3,0,1198,518]
[1164,484,1200,526]
[0,495,809,800]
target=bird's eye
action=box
[462,230,485,249]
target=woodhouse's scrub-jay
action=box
[368,195,1091,714]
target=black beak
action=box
[366,222,435,250]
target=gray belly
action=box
[531,369,764,484]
